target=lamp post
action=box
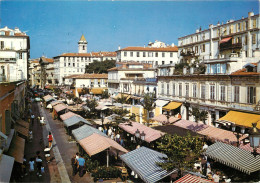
[249,123,260,157]
[231,124,245,147]
[140,131,146,141]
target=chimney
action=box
[196,29,199,33]
[118,45,121,50]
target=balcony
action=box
[107,79,120,83]
[180,50,195,57]
[220,42,242,52]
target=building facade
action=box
[39,56,54,88]
[0,26,30,82]
[116,40,178,67]
[107,62,156,95]
[53,35,116,85]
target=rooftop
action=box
[64,73,108,79]
[118,46,178,52]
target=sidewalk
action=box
[21,102,61,182]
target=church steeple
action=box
[78,34,87,53]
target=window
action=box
[207,64,210,74]
[210,85,215,100]
[77,63,79,67]
[77,68,79,72]
[237,23,240,32]
[83,45,85,50]
[124,52,127,57]
[0,41,4,49]
[221,64,226,74]
[220,86,226,101]
[172,83,175,96]
[161,83,164,95]
[211,64,217,74]
[195,46,198,53]
[148,52,153,57]
[179,83,182,96]
[73,63,75,67]
[19,53,22,59]
[155,52,158,57]
[247,86,256,104]
[229,25,233,34]
[162,61,165,65]
[143,52,146,57]
[252,34,256,44]
[64,63,66,67]
[217,64,221,73]
[185,84,189,97]
[130,52,133,57]
[245,35,248,45]
[253,19,256,28]
[170,61,173,64]
[245,21,248,30]
[202,44,205,52]
[155,61,158,65]
[162,53,165,57]
[137,52,140,57]
[201,85,206,99]
[170,53,173,57]
[234,86,240,103]
[167,83,170,95]
[68,63,71,66]
[193,84,197,98]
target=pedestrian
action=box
[40,101,43,107]
[77,154,85,177]
[31,114,35,125]
[111,131,115,140]
[29,158,35,173]
[44,146,51,163]
[76,152,79,160]
[213,171,220,183]
[108,127,112,137]
[178,113,182,119]
[103,127,107,135]
[71,155,78,176]
[120,138,125,147]
[116,133,120,143]
[47,132,53,148]
[41,166,45,174]
[21,155,27,177]
[29,130,33,142]
[36,156,43,177]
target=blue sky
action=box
[0,1,258,58]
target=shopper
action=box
[47,132,53,148]
[71,155,78,176]
[77,154,85,177]
[29,158,35,173]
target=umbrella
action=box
[46,104,52,109]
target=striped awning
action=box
[120,147,177,183]
[53,104,67,113]
[16,119,29,129]
[8,136,25,163]
[60,112,80,121]
[218,111,260,128]
[64,116,91,127]
[119,121,164,143]
[163,102,182,110]
[79,133,128,156]
[205,142,260,174]
[0,153,14,183]
[174,174,213,183]
[72,125,107,141]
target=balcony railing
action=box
[220,43,242,52]
[180,50,195,57]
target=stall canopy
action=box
[155,100,169,107]
[79,133,128,156]
[72,125,107,141]
[60,112,80,121]
[8,136,25,163]
[16,119,29,129]
[205,142,260,174]
[114,93,131,100]
[174,174,213,183]
[14,124,29,138]
[120,147,177,183]
[95,104,109,110]
[119,121,165,143]
[50,100,62,107]
[0,151,15,183]
[151,114,180,124]
[64,116,91,127]
[43,95,54,102]
[90,88,104,95]
[218,111,260,128]
[53,104,68,113]
[163,102,182,110]
[173,120,247,144]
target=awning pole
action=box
[107,149,109,167]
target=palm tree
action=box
[141,93,155,126]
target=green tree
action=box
[85,60,116,74]
[141,93,155,125]
[101,90,110,99]
[84,99,98,118]
[189,106,208,124]
[156,133,204,177]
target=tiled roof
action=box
[57,51,116,58]
[231,62,260,76]
[41,57,54,63]
[119,46,178,52]
[64,73,108,79]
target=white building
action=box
[107,62,156,95]
[157,11,260,126]
[116,40,178,67]
[53,35,116,85]
[0,26,30,82]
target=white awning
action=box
[155,100,169,107]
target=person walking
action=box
[31,114,35,125]
[36,156,43,177]
[71,155,78,176]
[77,154,85,177]
[47,132,53,148]
[29,158,35,174]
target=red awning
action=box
[220,37,232,44]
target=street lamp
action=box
[135,129,140,138]
[231,124,245,147]
[249,123,260,157]
[140,131,146,141]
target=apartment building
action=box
[0,26,30,82]
[107,62,155,95]
[53,35,116,84]
[157,12,260,126]
[116,40,178,67]
[39,56,54,88]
